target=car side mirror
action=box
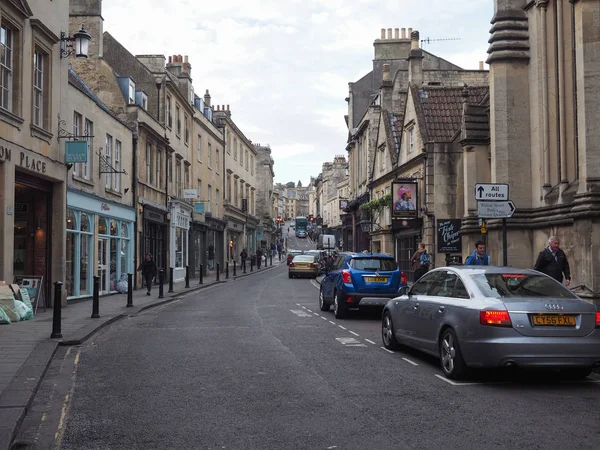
[398,286,408,296]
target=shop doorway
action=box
[396,236,418,282]
[97,238,110,294]
[13,174,52,307]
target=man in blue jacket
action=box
[465,240,490,265]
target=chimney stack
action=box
[408,30,424,86]
[382,64,390,82]
[204,89,211,107]
[387,28,392,39]
[479,61,484,70]
[401,28,406,39]
[394,28,399,39]
[381,28,386,39]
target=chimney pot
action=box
[168,56,172,63]
[216,105,220,111]
[382,63,390,82]
[394,28,399,39]
[410,30,420,50]
[387,28,392,39]
[408,27,413,36]
[179,54,183,62]
[401,28,406,39]
[479,61,484,70]
[381,28,386,39]
[227,104,230,111]
[184,55,189,63]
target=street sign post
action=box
[475,183,509,201]
[477,200,516,219]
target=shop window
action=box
[80,213,90,232]
[66,208,76,230]
[110,219,118,236]
[121,222,128,237]
[98,217,107,235]
[175,227,185,268]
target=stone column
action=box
[0,163,15,283]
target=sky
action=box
[101,0,494,187]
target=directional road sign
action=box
[477,200,516,218]
[475,183,509,201]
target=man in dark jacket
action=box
[240,249,248,271]
[138,253,158,295]
[534,236,571,286]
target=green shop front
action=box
[66,189,135,299]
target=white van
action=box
[317,234,336,250]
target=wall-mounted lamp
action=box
[124,188,130,194]
[66,163,74,171]
[60,25,92,59]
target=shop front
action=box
[190,221,206,278]
[0,139,67,307]
[169,201,193,282]
[226,217,245,264]
[393,219,422,283]
[142,205,168,283]
[66,190,135,298]
[206,216,226,272]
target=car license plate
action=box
[365,277,388,283]
[296,264,307,267]
[532,314,576,326]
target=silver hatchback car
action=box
[382,266,600,379]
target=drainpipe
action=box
[132,130,139,289]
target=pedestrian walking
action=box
[277,242,282,261]
[465,240,490,265]
[410,242,430,281]
[534,236,571,286]
[137,253,157,295]
[240,249,248,271]
[256,248,263,269]
[270,242,276,258]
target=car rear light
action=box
[400,272,407,286]
[289,263,294,268]
[596,312,600,328]
[342,269,352,284]
[310,263,316,268]
[346,296,354,303]
[480,310,512,327]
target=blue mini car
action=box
[319,252,408,319]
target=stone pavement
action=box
[0,257,285,450]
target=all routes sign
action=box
[475,183,509,201]
[477,200,516,218]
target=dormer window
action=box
[135,91,148,110]
[128,80,135,104]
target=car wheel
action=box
[333,291,346,319]
[381,311,399,350]
[319,286,330,312]
[439,328,467,380]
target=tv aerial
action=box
[420,37,461,49]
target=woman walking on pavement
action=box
[138,253,158,295]
[411,242,430,282]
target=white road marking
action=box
[290,309,313,317]
[301,306,307,310]
[313,313,320,316]
[336,337,367,347]
[320,316,328,320]
[434,374,481,386]
[307,309,313,313]
[402,357,419,366]
[338,325,346,330]
[329,321,336,325]
[381,347,394,354]
[310,280,320,289]
[365,339,376,345]
[349,330,359,337]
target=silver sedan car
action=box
[382,266,600,379]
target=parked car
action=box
[381,266,600,380]
[319,252,407,319]
[286,250,303,265]
[288,255,319,279]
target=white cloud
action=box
[101,0,493,184]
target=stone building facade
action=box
[466,0,600,299]
[254,143,276,245]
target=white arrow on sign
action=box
[477,200,516,218]
[475,183,509,201]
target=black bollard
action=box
[50,281,63,339]
[127,273,133,307]
[199,264,204,284]
[216,263,220,282]
[185,265,190,288]
[226,262,229,279]
[158,269,165,298]
[270,253,273,266]
[92,276,100,318]
[233,261,237,276]
[250,257,254,272]
[168,267,174,293]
